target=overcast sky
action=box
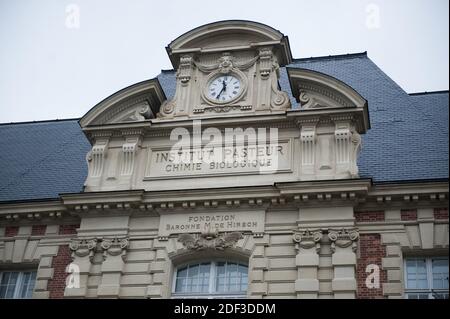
[0,0,448,123]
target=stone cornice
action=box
[0,181,447,222]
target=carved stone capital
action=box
[328,228,359,252]
[100,237,129,261]
[178,230,243,251]
[69,238,97,260]
[292,229,322,252]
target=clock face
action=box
[207,75,242,103]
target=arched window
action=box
[172,261,248,298]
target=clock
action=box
[206,74,243,104]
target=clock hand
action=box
[216,87,225,99]
[216,80,227,99]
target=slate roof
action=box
[0,52,448,202]
[0,120,91,202]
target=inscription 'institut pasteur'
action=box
[0,20,447,300]
[148,143,290,178]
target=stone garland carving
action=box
[69,239,98,260]
[178,230,243,251]
[328,228,359,252]
[100,237,129,261]
[194,52,259,74]
[292,229,323,252]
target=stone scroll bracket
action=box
[300,124,317,176]
[334,121,361,179]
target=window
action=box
[404,257,449,299]
[0,271,37,299]
[172,261,248,298]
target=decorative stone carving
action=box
[350,131,362,177]
[194,52,258,74]
[259,47,273,79]
[100,237,129,261]
[297,83,353,109]
[159,99,176,117]
[292,229,322,252]
[328,228,359,252]
[69,238,97,260]
[178,54,194,84]
[270,78,290,110]
[178,229,243,251]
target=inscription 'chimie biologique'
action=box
[154,145,285,173]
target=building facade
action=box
[0,20,448,299]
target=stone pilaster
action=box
[65,238,97,297]
[97,237,129,298]
[328,228,359,298]
[292,229,322,298]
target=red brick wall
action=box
[357,234,387,299]
[4,226,19,237]
[45,224,79,298]
[47,245,72,299]
[59,224,78,235]
[434,208,448,220]
[401,209,417,221]
[355,211,385,222]
[31,225,47,236]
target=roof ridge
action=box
[409,90,449,96]
[292,51,367,62]
[0,118,80,126]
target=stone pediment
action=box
[167,20,293,69]
[80,79,166,127]
[287,68,367,110]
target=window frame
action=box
[404,256,449,299]
[0,270,37,299]
[171,260,249,299]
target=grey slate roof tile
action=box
[0,120,91,202]
[0,53,448,202]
